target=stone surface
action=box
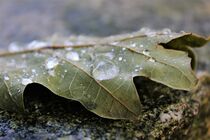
[0,77,199,140]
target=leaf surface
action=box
[0,29,209,120]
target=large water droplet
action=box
[66,51,80,61]
[45,57,59,70]
[93,61,119,81]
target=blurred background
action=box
[0,0,209,69]
[0,0,209,46]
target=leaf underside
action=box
[0,30,209,120]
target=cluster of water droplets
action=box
[138,28,176,38]
[21,78,33,85]
[26,40,49,49]
[8,40,49,52]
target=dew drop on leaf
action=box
[64,40,74,46]
[27,40,48,49]
[103,52,115,60]
[149,58,156,62]
[8,43,21,52]
[118,57,123,61]
[110,41,119,45]
[145,31,156,37]
[93,61,119,81]
[4,76,9,81]
[66,51,80,61]
[143,49,150,56]
[45,57,59,70]
[31,69,36,73]
[131,43,136,47]
[162,28,172,35]
[48,70,55,76]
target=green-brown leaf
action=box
[0,30,209,120]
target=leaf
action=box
[0,29,209,120]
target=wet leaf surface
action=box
[0,30,209,120]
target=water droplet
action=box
[162,28,171,35]
[143,49,150,56]
[169,35,173,38]
[45,57,59,70]
[122,47,126,51]
[140,27,150,33]
[64,69,68,73]
[131,43,136,47]
[149,58,155,62]
[180,30,186,34]
[21,78,33,85]
[118,57,123,61]
[103,52,114,60]
[140,44,144,48]
[64,41,74,46]
[8,43,21,52]
[4,76,9,80]
[93,61,119,81]
[48,70,55,76]
[32,69,36,73]
[111,42,119,45]
[146,31,156,37]
[135,65,143,71]
[65,47,73,51]
[81,49,86,53]
[66,51,80,61]
[27,40,48,49]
